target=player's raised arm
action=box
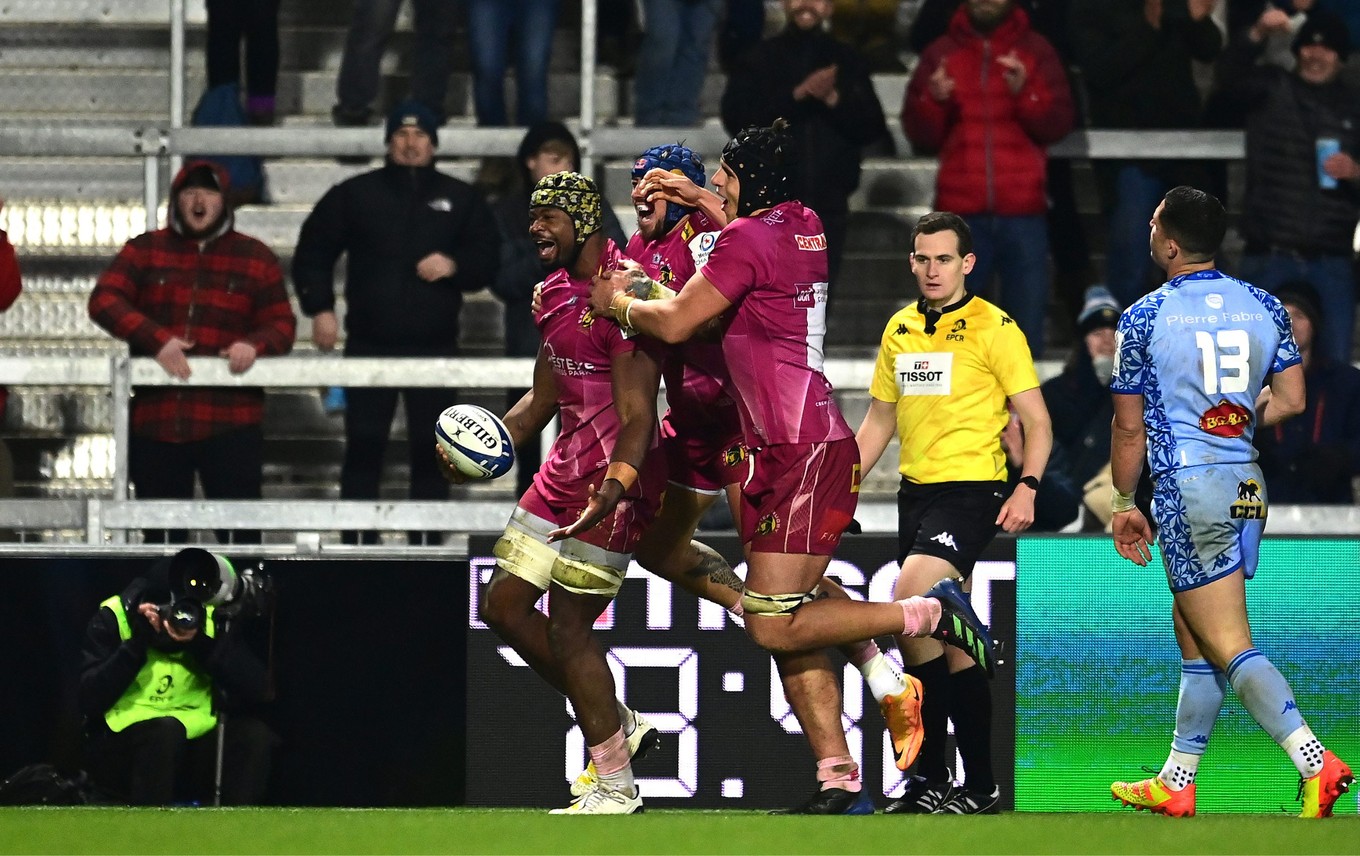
[590,268,732,345]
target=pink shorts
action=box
[660,413,746,494]
[738,437,860,556]
[518,478,658,555]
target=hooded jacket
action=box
[291,159,500,351]
[903,4,1074,216]
[88,160,296,442]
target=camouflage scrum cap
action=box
[530,171,602,245]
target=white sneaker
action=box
[569,711,660,797]
[550,782,644,815]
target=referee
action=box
[857,211,1052,814]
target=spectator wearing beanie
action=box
[292,101,501,543]
[1217,8,1360,365]
[1012,286,1132,531]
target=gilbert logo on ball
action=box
[435,404,515,480]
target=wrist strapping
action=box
[1112,487,1136,514]
[605,461,639,492]
[609,292,635,324]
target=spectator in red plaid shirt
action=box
[89,161,297,544]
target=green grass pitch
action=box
[3,808,1357,855]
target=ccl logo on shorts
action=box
[755,512,780,536]
[1230,479,1266,519]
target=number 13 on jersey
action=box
[1195,329,1250,395]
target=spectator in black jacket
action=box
[487,122,626,495]
[80,556,274,805]
[1255,281,1360,503]
[292,102,500,542]
[721,0,893,290]
[1069,0,1222,309]
[1216,9,1360,366]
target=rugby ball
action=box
[435,404,515,480]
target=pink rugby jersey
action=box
[699,201,852,447]
[532,239,664,506]
[625,210,739,438]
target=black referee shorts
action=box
[897,479,1007,575]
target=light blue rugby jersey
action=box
[1110,269,1301,479]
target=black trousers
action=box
[85,715,277,806]
[129,426,264,544]
[205,0,280,98]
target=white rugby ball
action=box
[435,404,515,480]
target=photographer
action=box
[78,553,275,805]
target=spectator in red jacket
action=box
[902,0,1074,355]
[0,202,21,507]
[89,161,296,544]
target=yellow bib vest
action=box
[101,596,218,739]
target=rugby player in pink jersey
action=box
[590,120,997,814]
[437,171,663,814]
[626,143,937,789]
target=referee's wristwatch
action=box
[1016,475,1040,492]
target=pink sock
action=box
[588,728,630,777]
[897,596,942,636]
[816,756,863,792]
[847,639,880,667]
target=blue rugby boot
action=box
[925,578,998,677]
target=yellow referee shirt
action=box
[869,293,1040,484]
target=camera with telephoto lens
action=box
[157,548,274,634]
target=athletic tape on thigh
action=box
[551,554,626,598]
[741,584,820,616]
[492,519,556,593]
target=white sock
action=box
[1282,725,1326,778]
[598,764,636,795]
[1159,748,1201,790]
[859,652,908,704]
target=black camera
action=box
[157,548,274,635]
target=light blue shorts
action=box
[1154,463,1266,593]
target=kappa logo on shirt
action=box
[1001,316,1014,325]
[427,198,452,212]
[930,531,959,551]
[895,323,908,336]
[795,233,827,251]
